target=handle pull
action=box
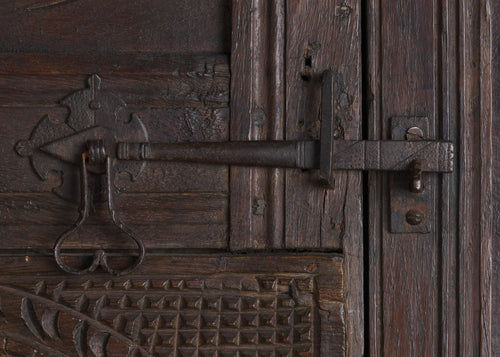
[54,141,145,276]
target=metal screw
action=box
[405,126,424,141]
[406,209,424,225]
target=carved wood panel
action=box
[0,255,345,356]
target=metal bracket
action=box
[15,74,147,275]
[389,116,437,233]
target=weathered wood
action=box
[0,73,229,108]
[0,53,229,75]
[458,0,494,356]
[368,0,495,356]
[367,0,450,355]
[0,0,231,53]
[0,192,228,249]
[285,0,361,251]
[284,2,363,356]
[230,0,286,250]
[492,0,500,353]
[0,255,345,356]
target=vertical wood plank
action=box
[440,0,459,355]
[491,0,500,353]
[459,0,494,356]
[369,0,494,355]
[284,1,363,355]
[367,0,454,355]
[382,0,439,354]
[479,4,493,357]
[230,0,286,250]
[285,0,361,250]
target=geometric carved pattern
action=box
[0,274,316,356]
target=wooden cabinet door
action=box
[0,1,360,356]
[0,1,494,356]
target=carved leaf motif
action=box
[89,332,110,357]
[20,298,44,340]
[3,285,152,356]
[75,295,89,312]
[131,314,147,344]
[34,281,47,296]
[93,296,108,320]
[113,314,126,333]
[41,308,60,339]
[72,319,88,357]
[25,0,77,12]
[126,347,141,357]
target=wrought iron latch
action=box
[116,71,454,189]
[16,72,453,275]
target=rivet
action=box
[89,100,101,110]
[336,5,352,18]
[405,126,424,141]
[406,209,424,225]
[15,140,33,157]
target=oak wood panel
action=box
[458,0,494,356]
[284,0,361,250]
[0,53,229,75]
[0,54,230,251]
[0,193,227,225]
[0,224,228,251]
[381,0,438,353]
[0,0,231,53]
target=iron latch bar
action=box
[115,70,454,188]
[116,139,453,184]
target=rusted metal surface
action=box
[15,74,148,202]
[389,117,436,233]
[118,72,454,191]
[16,72,454,196]
[53,142,146,276]
[17,74,454,243]
[15,73,455,276]
[15,75,147,275]
[117,140,319,169]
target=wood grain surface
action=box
[491,0,499,354]
[0,0,231,53]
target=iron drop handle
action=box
[53,141,146,276]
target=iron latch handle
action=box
[116,139,453,184]
[115,70,454,188]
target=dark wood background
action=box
[492,0,499,353]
